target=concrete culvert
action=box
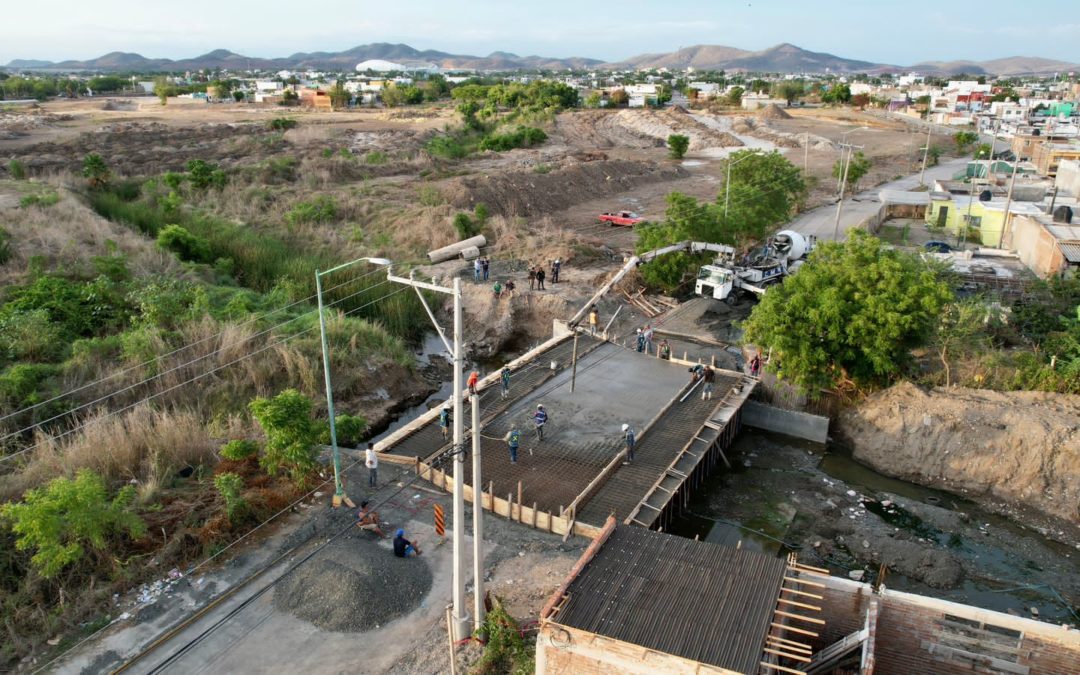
[274,538,432,632]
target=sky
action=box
[4,0,1080,65]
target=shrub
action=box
[163,171,184,190]
[82,153,111,189]
[268,117,298,131]
[365,151,388,165]
[19,191,60,208]
[220,439,258,461]
[425,134,472,159]
[417,185,444,206]
[0,469,145,578]
[0,226,10,265]
[186,159,227,190]
[214,472,247,522]
[157,224,211,263]
[285,195,337,226]
[8,159,27,179]
[319,414,368,447]
[0,309,63,362]
[478,126,548,152]
[667,134,690,159]
[249,389,319,483]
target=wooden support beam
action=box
[759,661,807,674]
[777,598,823,612]
[767,637,813,653]
[532,502,537,528]
[783,576,826,588]
[791,561,831,575]
[517,481,523,523]
[763,647,812,664]
[770,622,819,637]
[780,587,824,600]
[774,610,826,625]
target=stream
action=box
[669,429,1080,625]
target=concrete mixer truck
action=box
[694,230,816,303]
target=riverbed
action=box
[669,429,1080,625]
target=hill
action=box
[912,55,1080,76]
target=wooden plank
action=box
[771,622,819,637]
[763,647,812,664]
[774,610,826,625]
[768,634,813,649]
[783,576,826,588]
[767,638,812,654]
[759,661,807,674]
[791,561,831,575]
[780,587,824,600]
[777,598,822,612]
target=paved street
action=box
[790,157,970,241]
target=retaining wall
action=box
[742,401,829,443]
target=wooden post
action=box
[710,355,716,367]
[507,493,513,520]
[517,481,523,523]
[570,332,579,393]
[532,502,538,528]
[683,351,688,360]
[546,510,553,532]
[488,481,494,511]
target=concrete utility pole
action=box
[997,158,1020,249]
[803,131,809,174]
[471,393,484,629]
[919,121,933,186]
[833,143,864,240]
[315,256,390,508]
[382,267,470,641]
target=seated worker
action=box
[393,528,421,557]
[356,500,385,538]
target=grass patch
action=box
[19,191,60,208]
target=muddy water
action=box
[669,429,1080,624]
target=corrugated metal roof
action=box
[554,526,787,673]
[1057,241,1080,263]
[879,190,930,205]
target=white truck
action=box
[694,230,815,303]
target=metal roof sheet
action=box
[1057,241,1080,263]
[1047,225,1080,241]
[554,526,787,673]
[878,190,931,205]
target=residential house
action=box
[926,190,1047,247]
[741,92,786,110]
[1031,141,1080,177]
[298,87,332,111]
[1008,211,1080,277]
[1056,159,1080,198]
[623,83,659,108]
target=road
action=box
[790,157,969,241]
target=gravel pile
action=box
[274,536,432,632]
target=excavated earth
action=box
[839,382,1080,528]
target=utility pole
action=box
[997,157,1019,249]
[833,143,864,240]
[569,332,580,393]
[470,394,484,630]
[803,131,809,174]
[919,121,933,186]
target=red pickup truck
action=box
[598,211,644,226]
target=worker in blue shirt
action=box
[533,404,548,441]
[505,428,521,463]
[622,423,636,464]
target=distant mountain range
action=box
[5,42,1078,76]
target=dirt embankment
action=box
[839,382,1080,526]
[556,108,742,151]
[442,158,687,217]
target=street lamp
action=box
[381,264,475,642]
[315,256,391,509]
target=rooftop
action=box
[552,525,788,673]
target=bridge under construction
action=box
[377,323,755,538]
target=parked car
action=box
[924,240,952,253]
[598,211,644,226]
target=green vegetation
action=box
[268,117,298,131]
[821,82,852,104]
[833,151,872,191]
[213,472,246,522]
[954,131,979,154]
[249,389,319,484]
[186,159,227,190]
[636,150,806,291]
[320,414,367,447]
[157,224,212,263]
[667,134,690,160]
[452,203,490,239]
[772,80,804,106]
[477,126,547,152]
[973,143,993,160]
[365,151,388,165]
[19,190,60,208]
[285,195,337,226]
[220,439,259,461]
[8,159,26,180]
[473,597,534,674]
[742,232,952,395]
[81,153,110,189]
[1,470,145,578]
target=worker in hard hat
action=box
[622,423,636,464]
[438,403,451,441]
[533,404,548,441]
[505,427,521,464]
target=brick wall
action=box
[813,576,1080,675]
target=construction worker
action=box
[621,423,636,464]
[482,257,490,281]
[356,500,385,538]
[393,528,421,557]
[500,365,511,399]
[493,280,503,297]
[659,339,671,360]
[636,328,646,353]
[536,266,546,290]
[588,305,600,337]
[551,258,562,283]
[365,441,378,487]
[528,267,536,290]
[473,258,482,282]
[505,427,521,463]
[750,353,762,378]
[467,370,479,396]
[701,365,716,400]
[439,403,451,441]
[533,404,548,441]
[643,324,654,352]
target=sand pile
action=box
[274,537,432,632]
[759,103,793,120]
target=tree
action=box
[954,131,979,154]
[328,80,350,109]
[851,93,871,109]
[832,151,872,191]
[742,231,953,394]
[233,90,246,102]
[157,224,211,263]
[667,134,690,159]
[725,86,744,107]
[249,389,319,483]
[932,299,994,386]
[973,143,993,160]
[773,81,803,106]
[822,83,851,105]
[81,153,110,189]
[608,88,629,107]
[153,77,171,105]
[214,472,246,523]
[584,92,602,108]
[1,469,145,578]
[186,159,226,189]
